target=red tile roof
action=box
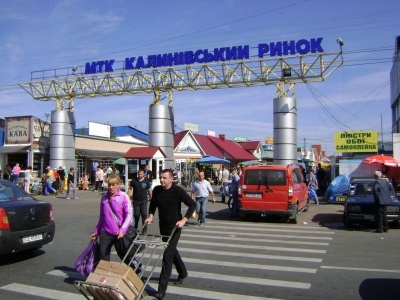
[174,131,257,161]
[123,146,166,159]
[238,141,261,151]
[208,136,257,160]
[193,134,224,157]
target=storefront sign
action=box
[233,136,247,142]
[265,137,274,144]
[5,117,31,144]
[33,117,50,138]
[184,122,198,132]
[85,37,324,74]
[334,131,378,153]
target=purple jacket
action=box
[93,189,132,236]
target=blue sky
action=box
[1,0,399,156]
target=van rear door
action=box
[241,169,288,211]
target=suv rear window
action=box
[244,170,286,186]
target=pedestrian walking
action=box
[66,167,78,199]
[145,169,196,300]
[373,171,394,233]
[44,166,57,195]
[95,166,104,192]
[191,170,216,226]
[306,168,319,205]
[90,174,137,267]
[128,170,152,233]
[219,165,230,203]
[11,163,21,185]
[230,168,240,217]
[24,166,33,193]
[316,163,327,197]
[4,164,11,181]
[57,166,66,194]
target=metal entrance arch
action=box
[19,47,343,168]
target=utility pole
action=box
[380,114,384,152]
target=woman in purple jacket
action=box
[91,174,133,264]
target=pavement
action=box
[48,183,341,229]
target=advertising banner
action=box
[334,131,378,153]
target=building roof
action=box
[75,125,148,142]
[123,146,165,159]
[208,136,257,160]
[192,134,224,157]
[113,126,148,141]
[238,141,261,151]
[175,132,257,160]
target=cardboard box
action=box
[85,272,135,300]
[94,260,144,296]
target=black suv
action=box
[343,178,400,228]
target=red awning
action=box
[123,147,166,159]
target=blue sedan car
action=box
[343,178,400,228]
[0,179,55,255]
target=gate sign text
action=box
[85,37,324,74]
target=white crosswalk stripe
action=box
[0,283,83,300]
[0,220,332,299]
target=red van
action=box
[238,164,309,223]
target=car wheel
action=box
[289,204,298,224]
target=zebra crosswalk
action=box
[0,220,334,299]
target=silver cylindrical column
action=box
[50,110,76,171]
[273,97,297,165]
[149,105,175,169]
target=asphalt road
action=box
[0,186,399,300]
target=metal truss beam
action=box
[19,51,343,102]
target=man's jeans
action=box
[66,183,77,198]
[45,182,56,195]
[196,197,208,224]
[221,182,229,203]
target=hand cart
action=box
[74,226,176,300]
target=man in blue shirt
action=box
[191,171,216,226]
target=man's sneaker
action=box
[67,198,70,199]
[75,197,79,200]
[199,223,205,227]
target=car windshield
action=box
[244,170,286,186]
[0,181,35,202]
[350,182,374,196]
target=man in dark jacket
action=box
[145,169,196,300]
[373,171,394,233]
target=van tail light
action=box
[49,204,54,222]
[238,186,243,196]
[288,186,293,202]
[0,208,10,230]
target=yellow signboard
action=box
[334,131,378,153]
